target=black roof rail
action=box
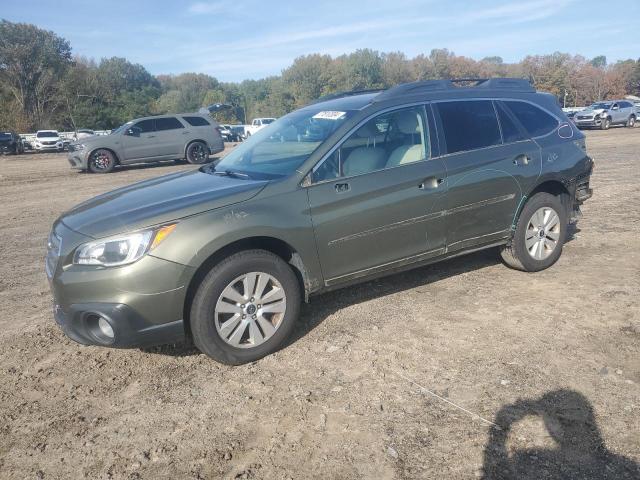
[309,88,384,105]
[373,77,534,102]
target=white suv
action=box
[245,117,276,137]
[34,130,64,152]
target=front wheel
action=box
[500,193,567,272]
[88,149,116,173]
[627,116,636,128]
[190,250,301,365]
[600,117,611,130]
[186,141,208,164]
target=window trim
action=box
[500,98,561,140]
[306,102,432,186]
[155,116,185,131]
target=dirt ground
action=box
[0,130,638,480]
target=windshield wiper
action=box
[213,169,251,179]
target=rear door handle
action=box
[182,131,190,135]
[513,154,529,166]
[335,182,350,193]
[419,177,444,190]
[146,135,156,138]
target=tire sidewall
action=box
[186,141,208,164]
[512,193,567,272]
[88,149,115,173]
[190,251,301,365]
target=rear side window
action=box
[504,101,558,137]
[155,117,184,131]
[496,101,528,143]
[134,119,156,133]
[183,116,210,127]
[435,100,502,154]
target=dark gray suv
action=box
[47,78,593,364]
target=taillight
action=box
[215,126,223,135]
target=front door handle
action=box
[335,182,350,193]
[419,177,444,190]
[146,135,156,139]
[513,154,530,166]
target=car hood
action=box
[37,137,61,142]
[580,108,606,116]
[60,169,269,238]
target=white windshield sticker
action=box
[313,111,346,120]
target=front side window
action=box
[133,119,156,133]
[212,107,356,179]
[435,100,501,154]
[312,106,429,183]
[505,101,558,138]
[155,117,184,131]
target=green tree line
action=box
[1,19,639,132]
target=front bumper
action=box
[574,118,602,128]
[67,151,88,169]
[36,143,64,151]
[47,221,195,348]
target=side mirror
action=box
[612,105,619,111]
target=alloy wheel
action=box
[525,207,561,260]
[91,150,112,171]
[189,143,207,163]
[214,272,286,349]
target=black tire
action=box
[88,149,116,173]
[190,249,301,365]
[500,192,567,272]
[600,117,611,130]
[627,115,636,128]
[186,141,209,164]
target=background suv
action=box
[0,131,24,154]
[68,114,224,173]
[34,130,64,152]
[574,100,636,129]
[48,78,593,365]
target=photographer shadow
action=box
[482,389,639,479]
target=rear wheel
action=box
[186,141,208,164]
[627,115,636,128]
[190,250,301,365]
[88,149,116,173]
[500,193,567,272]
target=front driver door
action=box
[121,118,158,161]
[307,105,448,286]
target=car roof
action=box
[308,78,543,112]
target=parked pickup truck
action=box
[244,117,276,137]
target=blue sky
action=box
[3,0,639,82]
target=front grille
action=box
[576,115,592,120]
[42,141,56,145]
[45,231,62,277]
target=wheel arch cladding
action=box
[182,236,310,336]
[513,180,570,229]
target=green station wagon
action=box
[47,78,593,364]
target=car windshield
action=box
[589,102,612,110]
[262,119,275,125]
[0,133,11,140]
[37,131,58,138]
[210,108,355,179]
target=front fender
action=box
[149,186,325,294]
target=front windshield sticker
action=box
[312,111,347,120]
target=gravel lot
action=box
[0,130,639,479]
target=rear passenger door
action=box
[433,100,541,252]
[154,117,186,157]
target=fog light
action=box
[98,317,114,338]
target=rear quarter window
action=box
[182,116,211,127]
[435,100,502,154]
[504,101,559,138]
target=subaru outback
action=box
[47,78,593,364]
[67,114,224,173]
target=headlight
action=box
[72,144,85,151]
[73,224,176,267]
[594,114,600,119]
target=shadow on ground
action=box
[482,389,640,479]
